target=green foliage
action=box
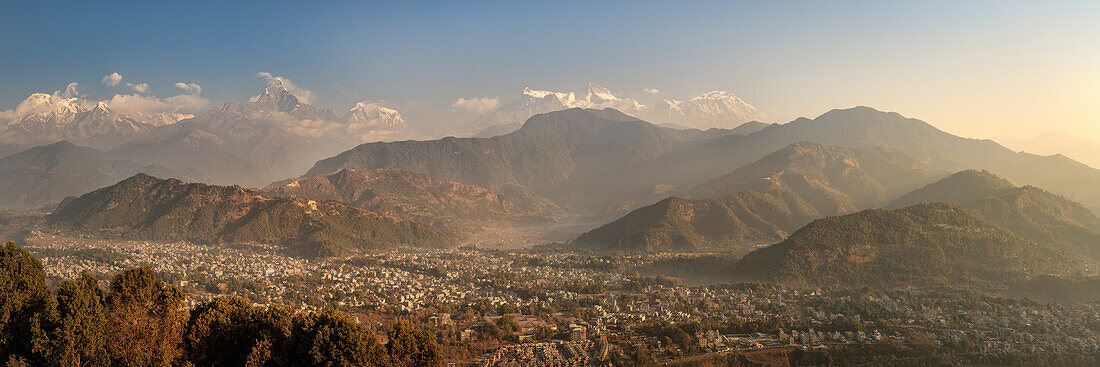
[288,309,388,367]
[53,272,108,367]
[386,319,443,367]
[0,242,55,365]
[183,296,292,367]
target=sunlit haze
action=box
[2,0,1096,139]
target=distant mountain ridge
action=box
[0,141,174,209]
[47,174,453,257]
[473,83,764,133]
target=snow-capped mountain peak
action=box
[584,83,619,103]
[348,101,407,128]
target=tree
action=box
[387,320,442,367]
[0,242,55,365]
[183,296,292,367]
[105,266,187,366]
[53,272,109,367]
[288,309,388,367]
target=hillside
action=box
[729,203,1073,288]
[571,191,820,253]
[667,107,1100,213]
[689,142,938,215]
[308,107,1100,218]
[306,108,687,213]
[47,174,454,257]
[888,170,1100,260]
[0,141,175,209]
[262,168,562,232]
[571,142,937,253]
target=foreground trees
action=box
[0,242,442,366]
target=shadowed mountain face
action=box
[571,142,938,253]
[728,203,1074,288]
[262,168,563,233]
[0,141,174,209]
[307,108,688,214]
[889,169,1100,261]
[47,174,454,257]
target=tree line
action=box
[0,242,441,366]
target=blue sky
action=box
[1,0,1097,137]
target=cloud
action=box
[104,92,209,115]
[256,72,313,104]
[101,72,123,87]
[451,97,499,114]
[127,82,150,93]
[643,88,661,94]
[61,82,82,98]
[174,82,202,95]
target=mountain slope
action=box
[47,174,454,257]
[669,106,1100,213]
[572,142,937,253]
[262,168,562,232]
[730,203,1073,288]
[307,108,686,213]
[571,191,820,253]
[888,170,1100,260]
[689,142,938,215]
[308,106,1100,219]
[0,141,174,209]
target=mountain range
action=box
[472,83,765,134]
[0,92,192,156]
[47,174,453,257]
[0,80,421,199]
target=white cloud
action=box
[101,72,123,87]
[643,88,661,94]
[104,92,209,115]
[451,97,499,114]
[256,72,313,104]
[174,82,202,95]
[60,82,82,98]
[127,82,150,93]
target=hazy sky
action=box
[1,0,1097,139]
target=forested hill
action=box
[888,169,1100,261]
[728,203,1074,288]
[47,174,454,257]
